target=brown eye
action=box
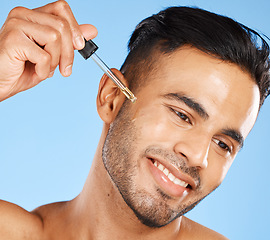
[169,107,191,124]
[213,138,231,153]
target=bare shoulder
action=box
[0,200,44,240]
[178,216,229,240]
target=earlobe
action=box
[97,68,127,123]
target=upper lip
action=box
[146,155,198,190]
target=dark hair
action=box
[120,7,270,107]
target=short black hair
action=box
[120,7,270,107]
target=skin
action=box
[100,47,259,229]
[0,1,261,240]
[0,0,97,101]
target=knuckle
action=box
[2,19,22,41]
[0,17,25,47]
[57,18,69,33]
[55,0,70,12]
[5,17,21,28]
[49,30,61,43]
[41,52,51,64]
[8,7,26,18]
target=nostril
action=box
[180,152,187,158]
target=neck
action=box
[70,126,183,240]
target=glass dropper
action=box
[78,39,137,103]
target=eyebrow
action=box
[162,92,244,149]
[162,92,209,120]
[221,128,244,149]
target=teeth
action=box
[163,168,169,176]
[168,173,175,182]
[174,178,188,188]
[153,161,189,188]
[158,164,164,171]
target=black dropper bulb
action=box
[78,39,98,60]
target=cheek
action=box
[134,106,175,144]
[132,104,233,190]
[203,150,233,188]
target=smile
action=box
[146,156,194,197]
[153,160,189,188]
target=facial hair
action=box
[102,101,218,228]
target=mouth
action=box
[152,159,192,189]
[147,157,195,194]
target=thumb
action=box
[79,24,98,41]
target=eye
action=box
[169,107,191,124]
[213,138,232,153]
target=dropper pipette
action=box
[78,39,137,103]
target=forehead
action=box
[137,47,260,138]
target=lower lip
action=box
[147,158,189,198]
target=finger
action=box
[8,6,74,77]
[20,20,61,76]
[34,0,86,50]
[22,41,51,83]
[5,19,65,81]
[16,41,51,86]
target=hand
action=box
[0,0,98,101]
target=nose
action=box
[173,130,210,169]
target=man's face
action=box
[102,47,260,228]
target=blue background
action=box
[0,1,269,239]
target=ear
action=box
[97,68,127,123]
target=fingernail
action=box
[48,71,55,78]
[75,35,85,49]
[64,65,72,76]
